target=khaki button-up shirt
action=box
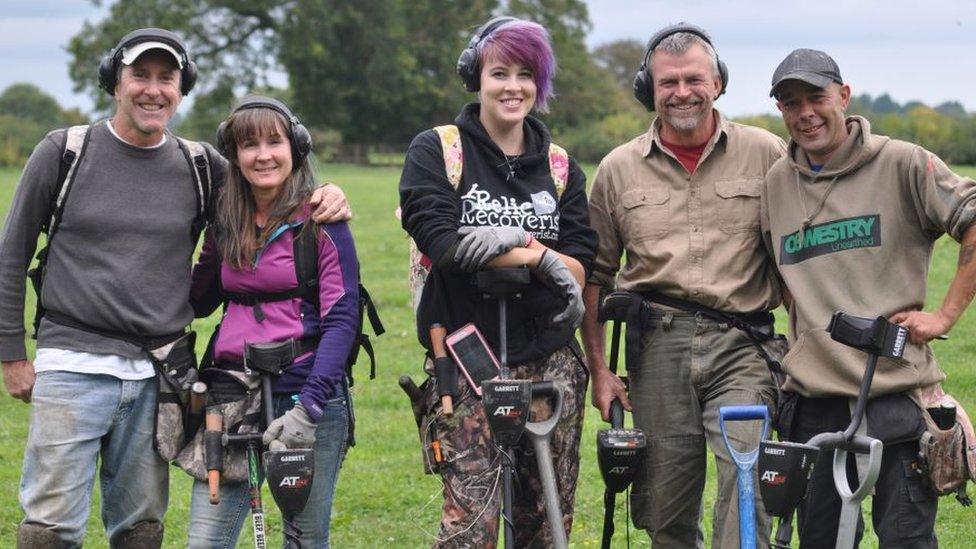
[588,111,786,313]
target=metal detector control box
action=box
[597,428,647,493]
[827,312,907,359]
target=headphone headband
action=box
[456,16,519,92]
[98,27,197,96]
[215,95,314,168]
[632,23,728,112]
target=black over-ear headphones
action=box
[456,16,519,92]
[215,95,314,168]
[632,23,729,112]
[98,28,197,96]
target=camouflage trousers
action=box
[419,343,588,548]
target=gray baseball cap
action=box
[770,48,842,98]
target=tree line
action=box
[2,1,975,166]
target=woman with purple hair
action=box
[399,16,597,547]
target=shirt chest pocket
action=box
[619,187,669,242]
[714,178,762,233]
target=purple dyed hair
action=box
[478,20,556,112]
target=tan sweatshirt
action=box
[760,116,976,398]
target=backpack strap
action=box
[28,125,92,338]
[433,125,463,190]
[46,125,92,237]
[175,137,212,241]
[221,222,319,322]
[548,142,569,199]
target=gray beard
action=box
[665,107,707,132]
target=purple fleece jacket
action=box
[191,218,360,421]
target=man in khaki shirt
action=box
[582,24,785,548]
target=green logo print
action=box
[780,215,881,265]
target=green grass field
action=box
[0,163,974,548]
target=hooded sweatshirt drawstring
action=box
[794,170,841,233]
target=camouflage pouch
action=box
[174,367,263,482]
[148,332,198,461]
[919,415,967,496]
[919,385,976,505]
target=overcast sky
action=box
[3,0,976,117]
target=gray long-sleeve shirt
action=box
[0,122,225,361]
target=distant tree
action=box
[0,83,63,127]
[935,101,967,118]
[872,93,900,114]
[592,39,644,92]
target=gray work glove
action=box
[262,402,316,449]
[454,226,530,272]
[534,249,584,329]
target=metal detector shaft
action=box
[524,382,567,549]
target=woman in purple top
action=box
[186,96,360,549]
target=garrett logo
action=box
[761,470,786,486]
[281,455,306,462]
[492,385,520,393]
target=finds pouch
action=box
[148,331,198,461]
[920,386,976,505]
[175,368,263,482]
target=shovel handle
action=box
[205,412,223,504]
[430,324,453,417]
[720,405,770,422]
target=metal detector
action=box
[759,312,904,548]
[477,267,568,549]
[221,339,317,549]
[597,400,646,549]
[719,404,771,549]
[264,448,315,549]
[596,291,646,549]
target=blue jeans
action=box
[187,386,351,548]
[19,371,168,547]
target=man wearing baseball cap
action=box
[0,28,348,547]
[761,48,976,547]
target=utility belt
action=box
[42,311,204,462]
[609,289,789,425]
[43,310,187,350]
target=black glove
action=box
[534,249,584,329]
[454,226,530,272]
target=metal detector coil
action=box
[482,379,532,447]
[758,440,819,517]
[598,400,646,494]
[264,449,315,517]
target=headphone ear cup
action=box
[291,121,313,165]
[633,68,654,111]
[215,120,230,158]
[98,53,118,96]
[457,48,479,92]
[717,59,729,97]
[181,59,198,96]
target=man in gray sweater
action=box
[0,29,348,548]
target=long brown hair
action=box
[217,107,316,269]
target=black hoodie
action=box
[399,103,597,363]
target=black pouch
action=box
[174,367,263,482]
[148,331,198,461]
